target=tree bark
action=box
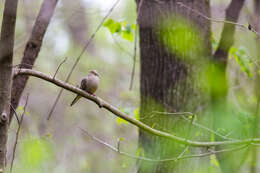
[137,0,211,172]
[0,0,19,171]
[10,0,58,123]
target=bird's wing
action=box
[80,77,88,90]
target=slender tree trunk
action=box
[211,1,246,172]
[250,1,260,172]
[137,0,211,172]
[0,0,19,171]
[10,0,58,123]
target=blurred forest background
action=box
[1,0,260,172]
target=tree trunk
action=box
[0,0,18,172]
[137,0,211,172]
[250,1,260,172]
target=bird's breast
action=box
[86,76,99,94]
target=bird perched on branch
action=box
[70,70,100,106]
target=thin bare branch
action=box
[14,68,260,147]
[10,94,29,173]
[80,127,250,162]
[112,35,133,57]
[9,104,19,125]
[177,2,260,38]
[47,0,120,120]
[129,0,144,90]
[152,111,235,141]
[53,57,67,79]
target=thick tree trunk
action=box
[137,0,211,172]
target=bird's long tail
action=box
[70,95,81,106]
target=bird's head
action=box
[89,70,100,77]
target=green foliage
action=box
[201,63,227,96]
[116,107,131,125]
[116,117,128,125]
[116,107,139,125]
[104,18,135,41]
[229,46,253,77]
[134,108,139,120]
[210,155,220,168]
[19,136,53,171]
[158,16,204,60]
[16,106,30,116]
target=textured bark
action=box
[10,0,58,123]
[137,0,211,172]
[0,0,18,171]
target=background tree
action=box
[137,0,211,172]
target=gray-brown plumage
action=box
[70,70,100,106]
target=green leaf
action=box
[103,18,122,34]
[229,46,253,77]
[116,117,128,125]
[16,106,24,115]
[104,18,135,42]
[210,155,219,167]
[134,108,140,120]
[121,30,133,41]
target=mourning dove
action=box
[70,70,100,106]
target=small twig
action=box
[152,111,194,116]
[53,57,67,79]
[176,146,189,161]
[117,138,121,153]
[80,127,250,162]
[152,111,236,141]
[129,0,143,90]
[112,35,133,57]
[177,2,260,38]
[47,0,120,121]
[9,104,19,125]
[10,94,29,173]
